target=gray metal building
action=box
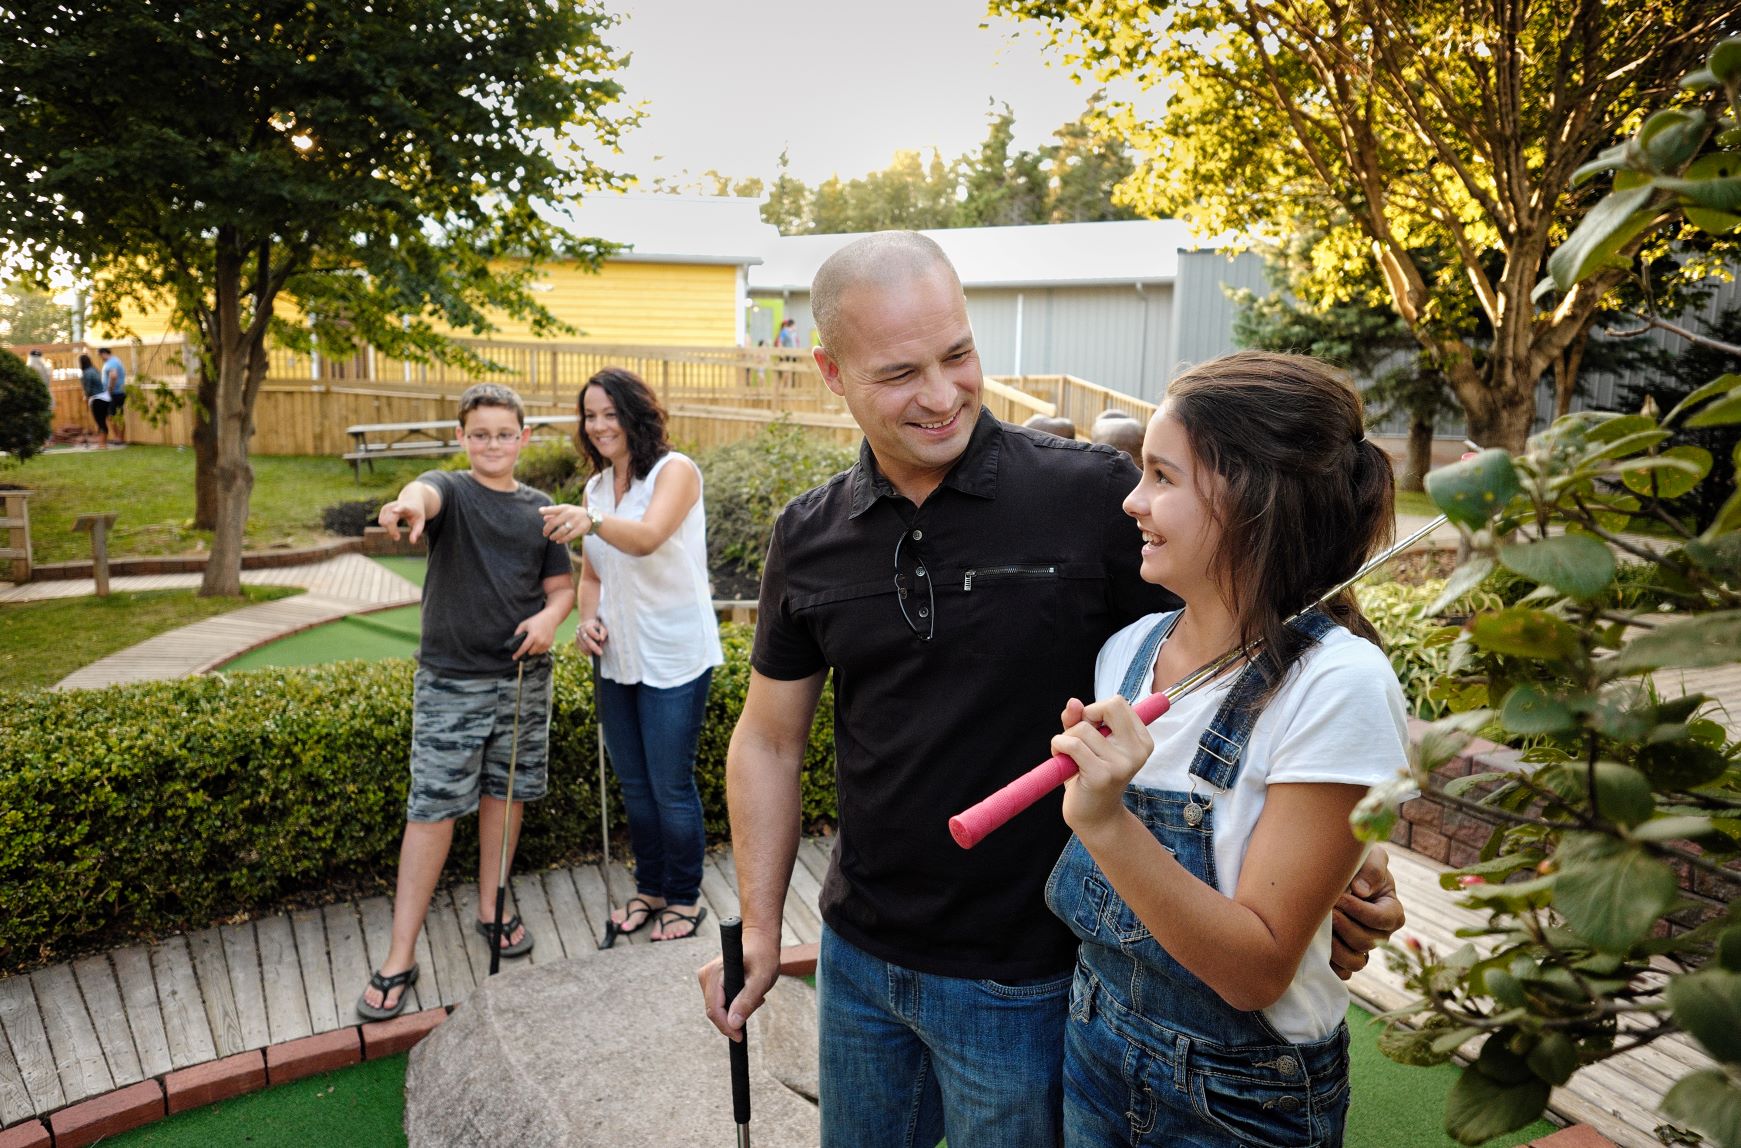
[747,219,1741,425]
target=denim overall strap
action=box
[1117,611,1181,703]
[1188,609,1341,790]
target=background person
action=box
[541,367,724,943]
[98,347,126,444]
[698,232,1405,1147]
[359,382,574,1020]
[1091,414,1144,464]
[78,352,109,449]
[1021,413,1078,439]
[1051,351,1407,1146]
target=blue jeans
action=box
[597,669,711,904]
[818,926,1068,1148]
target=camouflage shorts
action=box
[407,659,553,822]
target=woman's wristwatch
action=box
[581,505,603,535]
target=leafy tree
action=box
[808,175,857,235]
[0,287,72,345]
[954,103,1049,227]
[762,148,811,236]
[0,350,53,464]
[0,0,630,595]
[997,0,1741,452]
[1231,243,1459,490]
[1044,95,1142,224]
[1348,38,1741,1147]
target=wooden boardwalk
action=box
[1349,850,1712,1148]
[18,554,423,689]
[0,839,834,1129]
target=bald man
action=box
[700,232,1404,1146]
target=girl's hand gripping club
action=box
[948,691,1174,849]
[720,917,752,1147]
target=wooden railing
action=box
[990,374,1157,436]
[29,335,1153,456]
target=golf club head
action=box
[601,919,618,950]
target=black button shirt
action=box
[754,410,1179,979]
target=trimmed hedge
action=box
[0,623,836,969]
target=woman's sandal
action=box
[652,905,707,942]
[612,896,659,936]
[474,915,535,958]
[356,964,419,1021]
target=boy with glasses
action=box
[358,382,575,1019]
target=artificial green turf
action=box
[91,1006,1563,1147]
[0,585,302,690]
[104,1053,409,1147]
[1345,1004,1557,1148]
[218,558,580,670]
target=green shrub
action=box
[514,436,582,496]
[0,350,53,464]
[0,624,836,969]
[698,419,855,580]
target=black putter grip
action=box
[489,885,507,977]
[720,916,751,1125]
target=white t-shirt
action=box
[581,452,725,688]
[1093,614,1410,1042]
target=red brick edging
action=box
[1,1007,446,1145]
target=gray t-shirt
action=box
[415,469,572,678]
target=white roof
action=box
[748,218,1215,293]
[541,192,777,266]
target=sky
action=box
[605,0,1144,188]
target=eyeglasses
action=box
[893,527,934,641]
[463,431,523,446]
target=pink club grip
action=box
[948,691,1173,849]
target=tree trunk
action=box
[199,392,253,597]
[191,365,220,530]
[199,235,253,598]
[1402,415,1434,492]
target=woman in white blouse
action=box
[540,368,725,942]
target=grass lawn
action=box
[0,585,301,690]
[1395,489,1439,518]
[12,445,432,565]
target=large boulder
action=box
[405,942,818,1147]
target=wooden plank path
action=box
[0,840,832,1128]
[0,836,1700,1147]
[1348,847,1714,1148]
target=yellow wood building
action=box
[88,193,771,355]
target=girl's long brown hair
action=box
[1164,350,1395,692]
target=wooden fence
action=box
[990,374,1158,435]
[23,336,1152,456]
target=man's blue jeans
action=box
[597,669,711,904]
[818,926,1068,1148]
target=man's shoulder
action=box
[777,467,854,523]
[1002,421,1126,467]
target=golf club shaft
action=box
[490,657,526,976]
[593,653,618,948]
[720,917,752,1139]
[948,515,1448,849]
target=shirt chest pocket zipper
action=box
[963,564,1058,591]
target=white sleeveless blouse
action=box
[580,452,725,688]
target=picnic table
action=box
[344,415,579,481]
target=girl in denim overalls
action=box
[1046,352,1410,1147]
